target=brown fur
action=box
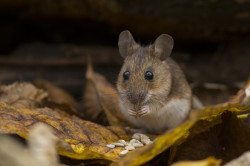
[117,30,192,133]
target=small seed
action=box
[118,139,129,146]
[140,135,152,145]
[132,133,141,141]
[119,150,129,156]
[125,145,135,151]
[129,139,141,144]
[106,144,115,148]
[131,142,144,148]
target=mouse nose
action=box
[127,89,147,105]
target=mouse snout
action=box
[127,89,148,105]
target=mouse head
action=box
[117,30,174,116]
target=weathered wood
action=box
[0,0,250,41]
[0,43,122,66]
[0,42,249,105]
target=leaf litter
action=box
[0,64,249,165]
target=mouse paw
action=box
[137,105,150,117]
[128,109,138,117]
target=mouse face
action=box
[117,31,174,117]
[117,48,172,117]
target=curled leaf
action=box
[85,62,131,127]
[83,69,107,124]
[0,82,48,109]
[34,79,78,115]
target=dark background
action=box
[0,0,249,105]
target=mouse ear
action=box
[118,30,137,58]
[153,34,174,61]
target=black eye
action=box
[145,71,154,80]
[123,71,130,80]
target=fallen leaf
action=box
[34,79,78,115]
[171,111,250,164]
[0,101,130,161]
[83,69,108,125]
[0,82,48,109]
[85,63,131,127]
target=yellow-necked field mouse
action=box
[116,30,192,134]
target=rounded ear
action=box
[153,34,174,61]
[118,30,136,58]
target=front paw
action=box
[136,105,150,117]
[128,109,138,117]
[128,105,150,118]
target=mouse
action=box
[116,30,192,134]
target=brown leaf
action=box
[0,82,48,109]
[0,101,130,161]
[83,70,107,124]
[85,62,131,127]
[171,111,250,164]
[34,79,78,114]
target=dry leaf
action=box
[85,63,131,127]
[171,111,250,164]
[0,82,48,109]
[83,71,107,124]
[34,79,78,114]
[0,101,130,161]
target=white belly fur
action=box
[119,99,191,133]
